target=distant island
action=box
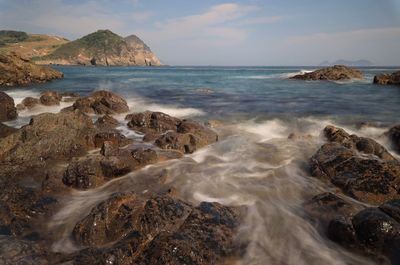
[0,29,161,66]
[319,59,374,67]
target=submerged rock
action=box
[0,91,17,121]
[0,51,63,86]
[310,125,400,205]
[373,71,400,85]
[290,65,363,81]
[126,111,218,154]
[72,90,129,114]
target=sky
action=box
[0,0,400,66]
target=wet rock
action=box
[72,90,129,114]
[373,71,400,85]
[131,147,158,165]
[93,131,131,148]
[39,91,62,106]
[0,91,17,121]
[126,111,218,154]
[126,111,180,134]
[0,51,63,86]
[94,114,119,129]
[290,65,364,81]
[387,125,400,153]
[0,122,17,138]
[17,97,41,110]
[379,200,400,223]
[327,216,357,247]
[100,141,119,157]
[0,110,96,178]
[310,126,400,205]
[63,156,104,189]
[72,194,246,265]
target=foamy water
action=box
[3,66,399,264]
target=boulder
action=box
[72,193,246,265]
[16,97,40,110]
[310,126,400,205]
[94,114,119,129]
[290,65,363,81]
[373,71,400,85]
[387,125,400,153]
[126,111,218,154]
[0,110,96,178]
[93,131,131,148]
[0,91,17,121]
[72,90,129,114]
[39,91,62,106]
[0,51,63,86]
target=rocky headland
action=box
[0,51,63,86]
[290,65,364,81]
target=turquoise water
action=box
[4,66,400,124]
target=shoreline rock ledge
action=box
[0,51,63,86]
[374,71,400,85]
[290,65,363,81]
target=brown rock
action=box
[17,97,40,110]
[39,91,62,106]
[0,51,63,86]
[290,65,363,81]
[0,91,17,121]
[94,114,119,129]
[373,71,400,85]
[0,122,17,138]
[387,125,400,153]
[310,126,400,205]
[73,90,129,114]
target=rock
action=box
[290,65,363,81]
[0,91,17,121]
[72,90,129,114]
[131,147,158,165]
[100,141,119,157]
[379,200,400,223]
[0,122,17,138]
[72,193,246,265]
[387,125,400,153]
[93,131,131,148]
[39,91,62,106]
[126,111,218,154]
[310,126,400,205]
[0,110,96,178]
[0,51,63,86]
[17,97,40,110]
[373,71,400,85]
[94,114,119,129]
[63,156,104,190]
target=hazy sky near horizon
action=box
[0,0,399,65]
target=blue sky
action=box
[0,0,399,65]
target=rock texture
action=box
[387,125,400,153]
[0,51,63,86]
[373,71,400,85]
[69,192,246,265]
[126,111,218,154]
[310,125,400,205]
[36,30,161,66]
[290,65,363,81]
[0,91,17,121]
[71,90,129,114]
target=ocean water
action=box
[3,66,400,264]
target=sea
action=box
[2,66,400,265]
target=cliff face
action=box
[35,30,161,66]
[0,51,63,86]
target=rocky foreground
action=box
[0,51,63,86]
[1,89,400,264]
[0,90,245,264]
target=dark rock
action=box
[290,65,364,81]
[328,216,357,247]
[63,156,104,189]
[373,71,400,85]
[73,90,129,114]
[379,200,400,223]
[0,91,17,121]
[126,111,218,154]
[39,91,62,106]
[0,51,63,86]
[100,141,119,157]
[95,114,119,129]
[0,122,17,138]
[387,125,400,153]
[310,126,400,205]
